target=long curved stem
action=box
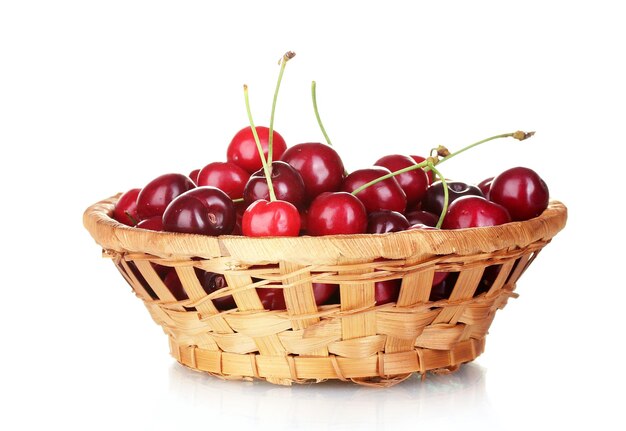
[244,84,277,202]
[311,81,333,146]
[428,163,448,229]
[268,51,295,165]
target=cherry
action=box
[136,173,196,220]
[367,210,410,234]
[196,161,251,200]
[405,210,439,227]
[257,282,339,310]
[375,154,428,207]
[241,200,301,237]
[489,167,549,221]
[442,195,511,229]
[136,216,163,231]
[196,269,236,310]
[162,186,236,235]
[342,167,407,213]
[410,155,435,184]
[430,272,460,301]
[421,180,484,216]
[474,265,502,296]
[163,269,189,301]
[375,280,401,305]
[306,192,368,236]
[226,126,287,174]
[113,188,140,226]
[311,282,338,305]
[189,169,200,185]
[281,142,346,200]
[243,161,306,209]
[477,176,494,199]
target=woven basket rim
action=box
[83,194,567,265]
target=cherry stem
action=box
[311,81,333,147]
[427,162,448,229]
[124,211,139,226]
[351,131,532,196]
[232,198,244,203]
[268,51,295,165]
[243,84,277,202]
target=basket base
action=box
[168,336,485,386]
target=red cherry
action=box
[197,161,251,200]
[162,186,236,235]
[367,210,410,234]
[477,176,494,198]
[113,188,140,226]
[430,272,459,301]
[243,161,306,209]
[257,282,339,310]
[341,167,407,213]
[375,280,401,305]
[280,142,346,200]
[489,167,549,221]
[442,195,511,229]
[226,126,287,174]
[421,180,484,216]
[375,154,428,207]
[241,199,301,237]
[189,169,200,185]
[307,192,368,236]
[136,173,196,220]
[410,155,434,184]
[196,270,236,310]
[405,210,439,227]
[136,216,163,231]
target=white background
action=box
[1,1,623,430]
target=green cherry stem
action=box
[427,162,448,229]
[351,131,533,196]
[244,84,277,202]
[311,81,333,147]
[268,51,295,165]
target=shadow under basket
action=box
[83,196,567,386]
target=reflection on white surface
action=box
[166,361,501,429]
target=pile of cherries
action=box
[112,52,550,310]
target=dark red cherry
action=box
[197,161,251,200]
[312,283,338,305]
[367,210,410,234]
[375,154,428,207]
[341,167,407,213]
[375,280,401,305]
[410,155,434,184]
[136,173,196,220]
[195,269,236,310]
[242,199,301,237]
[243,161,306,209]
[421,180,484,216]
[189,169,200,185]
[489,167,549,221]
[281,142,346,200]
[136,216,163,231]
[474,265,502,297]
[405,210,439,227]
[307,192,368,236]
[163,269,189,301]
[257,287,286,310]
[429,272,460,301]
[442,195,511,229]
[113,188,140,226]
[477,176,494,199]
[162,186,236,235]
[226,126,287,174]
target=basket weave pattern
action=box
[84,196,567,386]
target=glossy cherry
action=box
[242,199,301,237]
[189,169,200,185]
[162,186,236,235]
[489,167,549,221]
[226,126,287,174]
[341,167,407,213]
[421,180,484,216]
[410,155,434,184]
[429,272,460,301]
[113,188,140,226]
[196,269,236,310]
[243,161,306,209]
[281,142,346,200]
[442,195,511,229]
[474,265,502,296]
[477,176,494,199]
[375,154,428,207]
[136,173,196,220]
[306,192,368,236]
[375,280,401,305]
[197,161,250,200]
[136,216,163,231]
[367,210,410,234]
[405,210,439,227]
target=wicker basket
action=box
[83,195,567,386]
